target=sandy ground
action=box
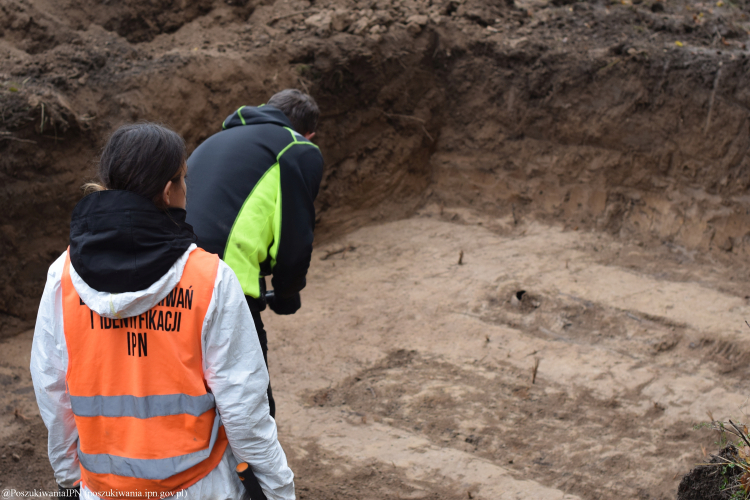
[5,209,750,499]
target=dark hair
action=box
[267,89,320,135]
[86,123,186,207]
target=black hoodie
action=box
[69,190,196,294]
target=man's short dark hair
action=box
[267,89,319,136]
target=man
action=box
[186,89,324,418]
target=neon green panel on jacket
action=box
[223,164,281,298]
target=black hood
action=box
[69,190,196,294]
[221,105,293,131]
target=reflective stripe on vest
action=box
[61,248,228,496]
[70,393,217,418]
[78,412,223,480]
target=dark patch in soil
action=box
[309,350,706,500]
[283,439,468,500]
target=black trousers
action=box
[250,309,275,419]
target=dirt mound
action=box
[678,445,744,500]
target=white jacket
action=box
[30,244,295,500]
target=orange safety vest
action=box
[61,248,229,499]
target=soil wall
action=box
[2,0,750,335]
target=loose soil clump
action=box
[678,445,745,500]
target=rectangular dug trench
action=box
[267,217,750,500]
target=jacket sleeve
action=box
[202,261,295,500]
[30,252,81,488]
[270,143,324,299]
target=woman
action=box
[30,123,294,500]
